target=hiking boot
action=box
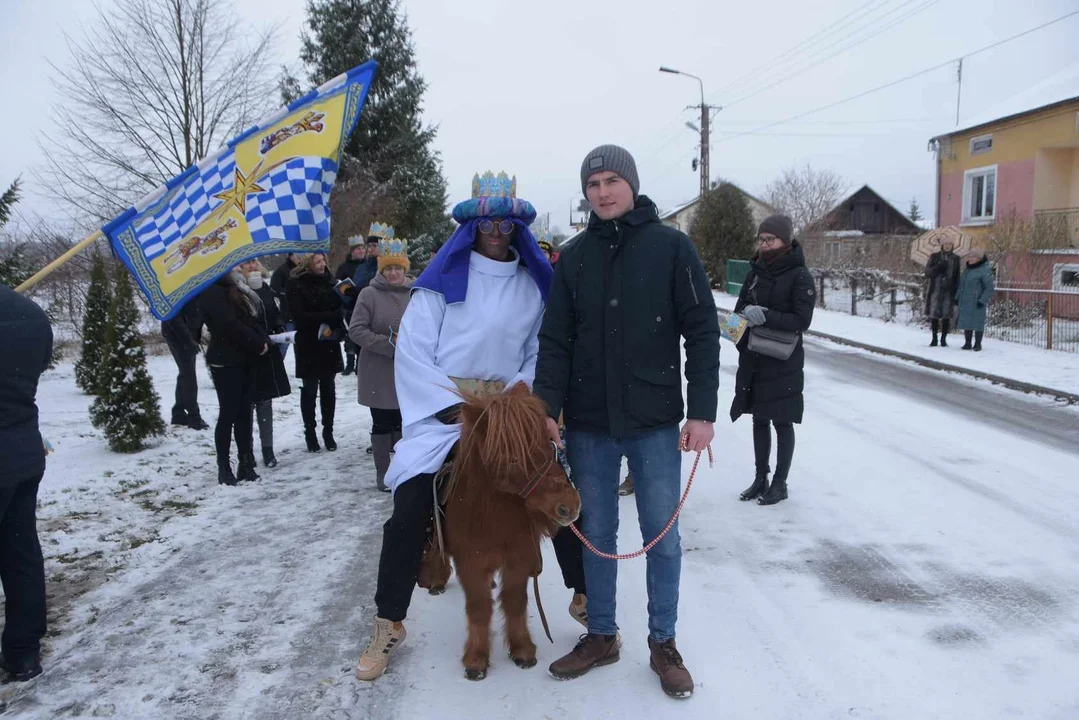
[739,474,769,501]
[648,637,694,699]
[1,653,42,682]
[568,593,588,628]
[618,474,634,496]
[355,616,407,681]
[548,633,619,680]
[758,477,788,506]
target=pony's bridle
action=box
[518,441,569,499]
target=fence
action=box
[727,259,750,296]
[989,288,1079,353]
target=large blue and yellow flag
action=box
[103,61,377,320]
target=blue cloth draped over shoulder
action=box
[413,218,553,304]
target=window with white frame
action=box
[969,134,993,155]
[1053,263,1079,293]
[962,165,996,224]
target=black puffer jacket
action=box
[199,280,270,367]
[730,242,815,424]
[535,196,720,437]
[0,286,53,487]
[286,270,344,379]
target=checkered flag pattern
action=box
[246,157,338,242]
[134,149,236,259]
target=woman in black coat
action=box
[198,273,272,485]
[236,260,291,468]
[286,253,344,452]
[730,215,815,506]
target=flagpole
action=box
[15,229,104,294]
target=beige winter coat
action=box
[348,273,413,409]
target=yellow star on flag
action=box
[214,164,266,216]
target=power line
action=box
[714,9,1079,146]
[713,0,895,100]
[721,0,942,110]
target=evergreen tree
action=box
[295,0,448,237]
[90,265,165,452]
[689,183,757,287]
[0,178,19,227]
[74,251,112,394]
[909,198,924,224]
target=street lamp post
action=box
[659,66,720,198]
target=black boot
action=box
[262,446,278,468]
[305,429,321,453]
[940,318,950,347]
[237,453,260,483]
[962,330,973,350]
[186,416,210,431]
[342,353,356,376]
[739,474,769,502]
[322,428,337,452]
[218,463,239,486]
[974,331,983,352]
[320,380,337,451]
[930,319,939,347]
[758,477,788,505]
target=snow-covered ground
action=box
[715,291,1079,395]
[3,340,1079,718]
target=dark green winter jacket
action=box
[534,196,720,437]
[955,257,994,332]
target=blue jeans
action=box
[565,425,682,641]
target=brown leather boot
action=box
[548,633,619,680]
[648,637,694,698]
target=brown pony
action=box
[419,383,581,680]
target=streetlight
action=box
[659,66,719,198]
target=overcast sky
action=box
[2,0,1078,235]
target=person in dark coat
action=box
[925,241,960,347]
[730,214,816,507]
[270,253,300,359]
[161,301,208,429]
[286,252,344,452]
[955,248,994,351]
[199,273,271,485]
[0,285,51,682]
[236,260,291,467]
[336,238,367,376]
[535,145,719,698]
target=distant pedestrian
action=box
[161,301,208,429]
[287,252,344,453]
[336,238,367,376]
[0,285,51,682]
[731,214,815,507]
[925,241,960,347]
[956,248,994,352]
[347,238,412,491]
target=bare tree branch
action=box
[35,0,277,221]
[764,164,846,234]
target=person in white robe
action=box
[356,172,577,681]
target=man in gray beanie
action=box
[534,145,720,699]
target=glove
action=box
[976,301,985,309]
[742,305,768,327]
[434,403,464,425]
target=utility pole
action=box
[660,66,722,198]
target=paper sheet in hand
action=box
[269,330,296,345]
[720,313,749,344]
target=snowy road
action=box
[3,342,1078,719]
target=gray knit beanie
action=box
[758,214,794,245]
[580,145,640,198]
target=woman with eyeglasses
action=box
[354,171,589,682]
[730,214,816,506]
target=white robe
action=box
[386,249,545,493]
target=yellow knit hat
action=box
[377,237,410,273]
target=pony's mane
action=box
[453,390,548,489]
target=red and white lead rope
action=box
[569,443,713,561]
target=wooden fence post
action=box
[889,289,898,320]
[818,273,826,308]
[851,277,858,316]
